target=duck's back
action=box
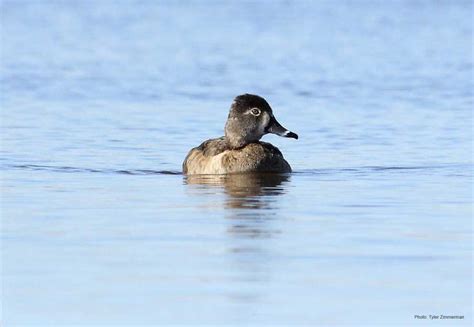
[183,137,291,175]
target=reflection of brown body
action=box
[186,173,289,209]
[186,172,290,303]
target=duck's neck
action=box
[224,117,261,149]
[225,119,247,149]
[224,133,248,149]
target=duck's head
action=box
[224,94,298,148]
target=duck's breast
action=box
[183,137,229,175]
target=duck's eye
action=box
[250,108,261,116]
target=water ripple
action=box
[2,162,471,177]
[2,164,182,175]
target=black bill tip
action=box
[284,131,298,139]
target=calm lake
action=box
[1,1,472,325]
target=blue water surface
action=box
[1,1,472,325]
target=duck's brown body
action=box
[183,137,291,175]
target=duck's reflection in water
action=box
[185,173,291,308]
[185,173,290,238]
[185,173,289,208]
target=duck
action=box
[182,94,298,175]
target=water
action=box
[1,1,472,325]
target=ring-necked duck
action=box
[183,94,298,175]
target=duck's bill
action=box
[265,116,298,139]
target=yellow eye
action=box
[250,108,261,116]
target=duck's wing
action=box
[218,141,291,173]
[254,141,291,173]
[182,137,229,174]
[258,141,284,156]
